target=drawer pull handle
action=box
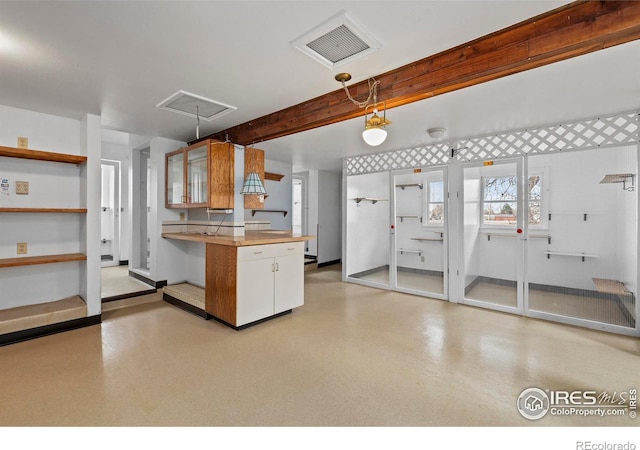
[253,251,262,255]
[287,248,295,251]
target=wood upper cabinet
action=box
[165,139,235,209]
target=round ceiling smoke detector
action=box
[427,127,446,139]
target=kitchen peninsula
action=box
[162,230,313,329]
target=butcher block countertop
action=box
[162,230,314,247]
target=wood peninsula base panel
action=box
[205,244,238,325]
[204,241,304,328]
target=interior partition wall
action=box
[343,110,639,336]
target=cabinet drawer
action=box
[237,242,303,261]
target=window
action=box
[482,175,543,227]
[421,175,445,227]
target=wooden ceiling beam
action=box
[194,1,640,146]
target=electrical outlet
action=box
[421,256,425,263]
[16,181,29,195]
[17,137,28,149]
[17,242,27,254]
[179,212,186,221]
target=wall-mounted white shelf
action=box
[481,232,551,244]
[396,215,421,223]
[398,248,422,256]
[396,183,423,190]
[411,237,443,242]
[354,198,388,204]
[548,212,602,221]
[543,251,599,262]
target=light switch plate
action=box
[16,181,29,195]
[17,242,27,254]
[17,137,28,149]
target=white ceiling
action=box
[2,1,639,172]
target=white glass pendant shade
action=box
[240,171,267,195]
[362,127,387,146]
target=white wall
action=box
[148,137,188,285]
[317,171,341,264]
[0,105,100,315]
[307,170,319,256]
[345,171,390,276]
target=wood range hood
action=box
[190,1,640,147]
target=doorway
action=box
[100,160,120,268]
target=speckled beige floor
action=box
[0,265,638,426]
[101,266,155,299]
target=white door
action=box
[274,253,304,314]
[237,258,275,326]
[459,158,524,314]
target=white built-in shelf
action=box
[354,197,388,204]
[481,232,551,244]
[0,145,87,165]
[411,237,443,242]
[543,251,599,262]
[396,215,421,222]
[396,183,423,190]
[0,208,87,213]
[548,211,602,221]
[0,253,87,269]
[398,248,422,255]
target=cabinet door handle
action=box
[275,263,279,271]
[272,263,275,272]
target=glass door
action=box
[186,144,208,207]
[345,171,391,288]
[393,168,447,299]
[460,159,524,313]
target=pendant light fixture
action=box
[336,73,391,146]
[241,146,267,195]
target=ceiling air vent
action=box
[291,10,382,69]
[156,90,237,121]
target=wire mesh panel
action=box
[526,147,637,330]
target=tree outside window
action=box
[482,175,542,226]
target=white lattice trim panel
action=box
[345,111,639,175]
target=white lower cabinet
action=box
[234,241,304,327]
